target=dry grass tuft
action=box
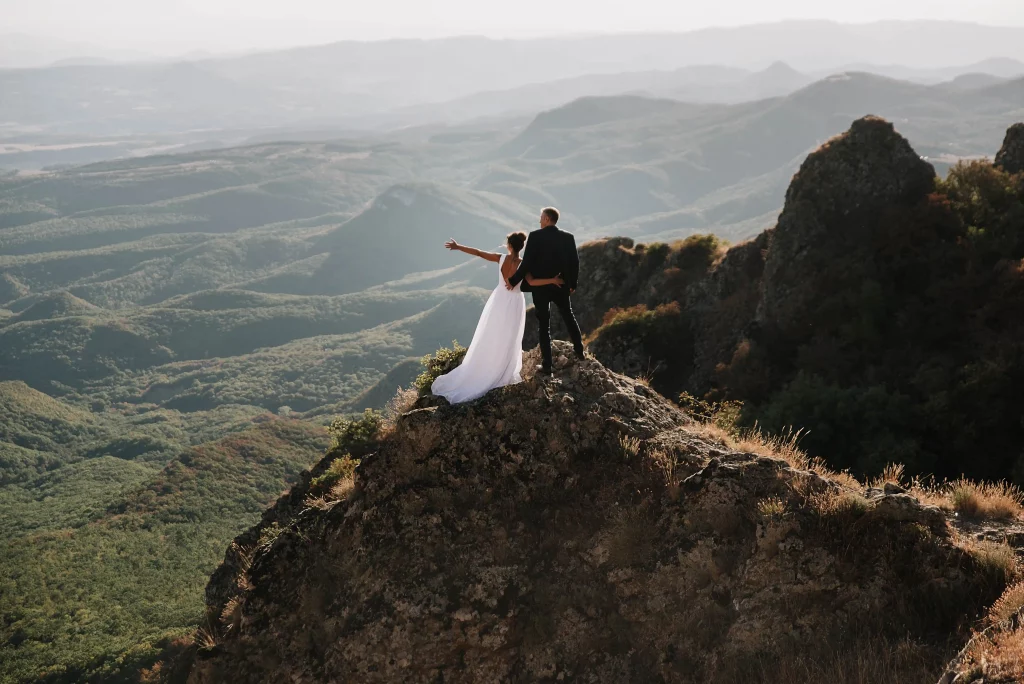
[231,542,256,592]
[964,539,1019,584]
[693,420,862,491]
[306,454,360,507]
[304,494,334,511]
[618,434,642,459]
[958,628,1024,682]
[710,635,949,684]
[868,463,906,490]
[220,596,244,633]
[649,448,684,500]
[195,623,218,650]
[948,479,1024,520]
[900,477,1023,521]
[756,496,786,521]
[807,490,870,519]
[384,386,418,428]
[906,478,950,510]
[988,581,1024,625]
[735,425,808,467]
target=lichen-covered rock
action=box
[994,122,1024,175]
[188,343,1003,684]
[869,492,947,532]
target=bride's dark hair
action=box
[507,231,527,254]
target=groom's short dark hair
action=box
[542,207,560,224]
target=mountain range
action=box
[4,20,1024,166]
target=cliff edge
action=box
[187,343,1009,683]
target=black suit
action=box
[509,225,584,368]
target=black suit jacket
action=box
[508,226,579,294]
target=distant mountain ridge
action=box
[4,21,1024,142]
[0,32,154,69]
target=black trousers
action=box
[532,288,584,368]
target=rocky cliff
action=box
[185,343,1013,684]
[546,117,939,396]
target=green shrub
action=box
[257,522,284,547]
[599,302,682,332]
[640,241,670,268]
[308,455,360,498]
[591,303,692,393]
[327,409,383,455]
[751,373,924,477]
[678,392,744,437]
[672,234,725,269]
[414,341,467,395]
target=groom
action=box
[507,207,585,374]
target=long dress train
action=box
[431,254,526,403]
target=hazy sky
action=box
[6,0,1024,54]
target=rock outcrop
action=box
[994,122,1024,175]
[755,116,936,337]
[529,117,940,399]
[188,343,1005,683]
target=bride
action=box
[432,232,564,404]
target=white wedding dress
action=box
[432,254,526,404]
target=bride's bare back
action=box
[501,256,521,283]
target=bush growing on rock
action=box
[588,302,691,392]
[308,455,360,499]
[414,341,467,395]
[327,409,383,454]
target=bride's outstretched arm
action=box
[445,238,501,263]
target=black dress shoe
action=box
[537,365,554,375]
[574,349,586,360]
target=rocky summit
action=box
[187,343,1007,684]
[755,115,937,337]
